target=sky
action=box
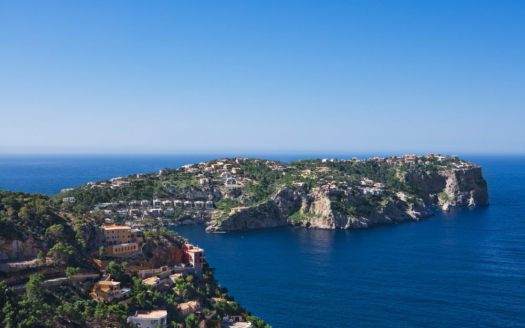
[0,0,524,155]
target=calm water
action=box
[1,154,524,327]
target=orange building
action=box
[103,225,143,245]
[102,225,143,258]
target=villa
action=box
[128,310,168,328]
[183,243,206,276]
[225,178,238,186]
[195,201,204,208]
[129,200,140,207]
[92,280,127,302]
[178,300,202,317]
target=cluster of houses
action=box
[358,179,384,195]
[317,178,385,196]
[317,154,462,166]
[89,224,245,327]
[93,198,215,221]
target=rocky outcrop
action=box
[0,237,47,261]
[76,223,106,253]
[207,188,304,232]
[207,188,434,232]
[405,167,489,210]
[141,237,184,268]
[302,193,432,229]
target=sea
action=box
[0,154,524,328]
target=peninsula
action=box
[54,154,489,233]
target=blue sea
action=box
[1,154,524,327]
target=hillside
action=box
[0,191,270,328]
[51,155,488,232]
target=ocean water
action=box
[1,154,524,327]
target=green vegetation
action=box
[438,191,451,202]
[51,168,203,208]
[0,191,271,327]
[288,210,321,221]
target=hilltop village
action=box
[56,154,487,232]
[0,191,269,328]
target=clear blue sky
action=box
[1,0,524,155]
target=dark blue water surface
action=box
[1,154,524,327]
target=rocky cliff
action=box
[0,237,47,261]
[405,166,489,210]
[207,166,488,232]
[206,188,434,232]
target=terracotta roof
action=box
[142,276,160,285]
[178,300,200,312]
[96,281,121,286]
[103,225,131,230]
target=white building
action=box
[194,201,204,208]
[206,201,214,209]
[153,199,162,207]
[128,310,167,328]
[220,172,233,179]
[184,201,192,208]
[63,197,76,203]
[174,200,183,208]
[117,210,128,217]
[225,178,238,186]
[129,200,141,207]
[162,200,172,207]
[141,200,151,206]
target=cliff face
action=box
[406,167,489,209]
[207,166,488,232]
[296,192,432,230]
[140,237,185,267]
[207,188,433,232]
[207,188,303,232]
[0,237,47,261]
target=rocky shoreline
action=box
[207,166,488,233]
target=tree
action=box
[25,274,45,301]
[185,314,199,328]
[37,251,46,266]
[45,224,65,240]
[48,241,75,265]
[105,261,125,280]
[99,246,107,260]
[65,267,80,287]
